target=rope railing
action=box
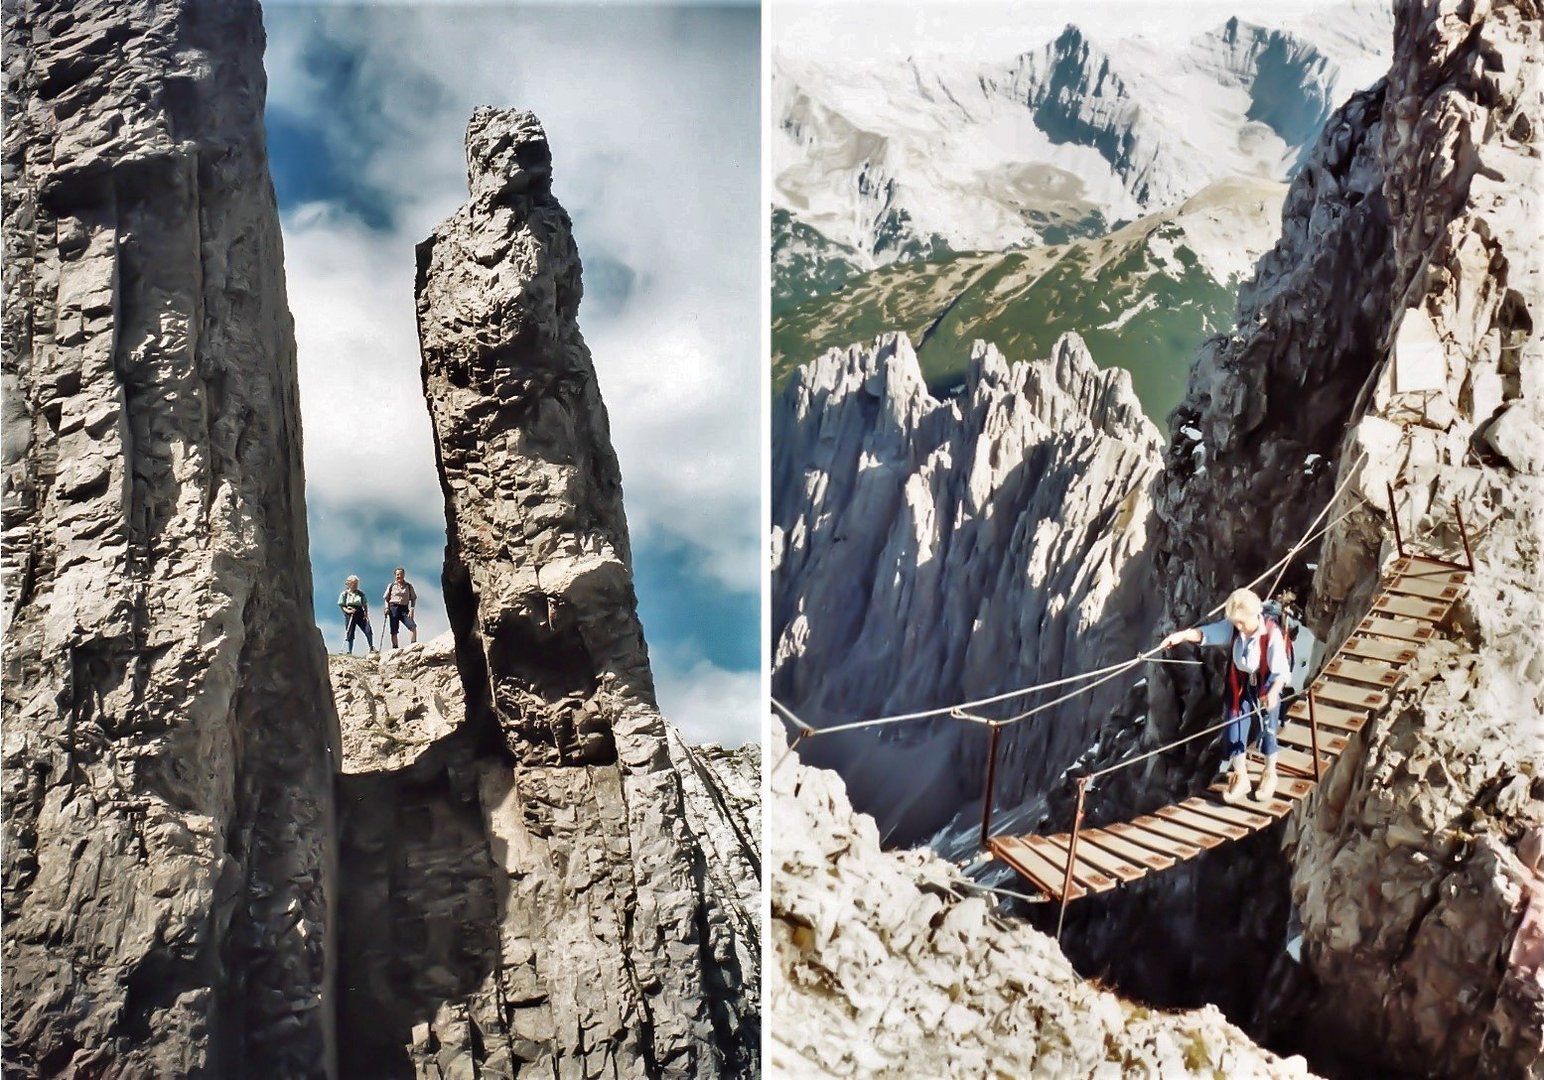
[768,496,1364,748]
[773,441,1481,943]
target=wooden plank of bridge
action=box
[1208,772,1314,805]
[1180,797,1276,831]
[1277,723,1347,756]
[1125,814,1224,851]
[1033,835,1138,890]
[1023,836,1118,894]
[1396,555,1469,578]
[1387,575,1464,602]
[1079,829,1177,871]
[1357,614,1435,643]
[1271,745,1325,779]
[1105,820,1204,860]
[1323,656,1403,688]
[1286,698,1369,733]
[1339,635,1419,665]
[1372,593,1451,622]
[1313,679,1390,711]
[988,837,1082,901]
[1154,804,1250,842]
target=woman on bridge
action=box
[1160,587,1292,804]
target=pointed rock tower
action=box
[414,107,759,1077]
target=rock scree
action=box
[770,728,1318,1078]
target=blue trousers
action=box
[388,603,417,635]
[1227,683,1280,759]
[345,611,374,651]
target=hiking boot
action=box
[1254,760,1279,803]
[1223,758,1250,804]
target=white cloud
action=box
[652,654,762,748]
[265,6,761,697]
[283,209,442,519]
[773,0,1389,60]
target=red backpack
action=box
[1228,610,1294,713]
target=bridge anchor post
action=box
[1454,497,1474,572]
[980,723,1002,847]
[1308,689,1322,782]
[1057,776,1089,944]
[1387,482,1405,558]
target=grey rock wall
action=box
[326,639,761,1078]
[1,2,340,1077]
[1285,0,1543,1072]
[413,108,759,1078]
[770,728,1319,1078]
[1057,1,1543,1076]
[771,331,1163,843]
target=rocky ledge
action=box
[770,729,1316,1078]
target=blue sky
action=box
[263,2,759,745]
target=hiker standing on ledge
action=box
[383,566,419,650]
[1160,587,1292,804]
[338,575,376,654]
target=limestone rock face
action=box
[770,729,1319,1078]
[1283,1,1544,1072]
[1059,2,1543,1075]
[327,636,761,1078]
[414,107,759,1078]
[1,2,340,1077]
[329,637,464,773]
[771,331,1163,843]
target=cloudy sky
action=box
[775,0,1390,60]
[263,1,759,746]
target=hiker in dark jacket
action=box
[382,566,418,649]
[1161,587,1292,803]
[338,575,376,654]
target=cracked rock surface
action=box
[2,2,340,1076]
[770,729,1317,1079]
[413,107,760,1078]
[772,331,1163,844]
[1056,1,1543,1075]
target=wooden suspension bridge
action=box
[984,501,1474,935]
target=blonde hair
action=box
[1224,587,1263,623]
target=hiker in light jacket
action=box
[338,575,376,654]
[383,566,419,649]
[1160,587,1292,803]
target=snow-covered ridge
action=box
[773,4,1392,264]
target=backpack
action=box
[1228,598,1300,712]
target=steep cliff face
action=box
[770,730,1318,1078]
[1056,1,1542,1075]
[1285,0,1543,1071]
[327,638,761,1078]
[413,108,759,1077]
[771,331,1162,843]
[1,2,340,1077]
